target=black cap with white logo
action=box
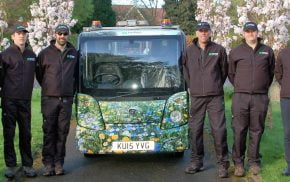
[243,22,258,31]
[13,25,29,33]
[196,22,211,31]
[55,24,70,34]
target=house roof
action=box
[112,5,165,25]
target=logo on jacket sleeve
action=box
[208,52,219,56]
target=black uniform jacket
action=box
[275,47,290,98]
[182,38,228,97]
[228,39,275,94]
[0,44,36,100]
[36,40,78,97]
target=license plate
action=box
[112,141,155,151]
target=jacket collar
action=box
[193,37,212,49]
[242,37,263,52]
[49,40,74,52]
[11,43,28,53]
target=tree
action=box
[178,0,197,34]
[0,2,9,52]
[72,0,94,33]
[163,0,197,34]
[196,0,233,52]
[3,0,37,23]
[27,0,77,54]
[133,0,163,25]
[163,0,180,25]
[92,0,116,27]
[228,0,245,24]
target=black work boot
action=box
[250,164,261,175]
[4,166,20,179]
[23,166,37,177]
[43,165,55,176]
[234,164,245,177]
[218,165,229,178]
[55,163,65,175]
[184,162,204,174]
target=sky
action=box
[112,0,165,8]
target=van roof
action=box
[79,26,184,37]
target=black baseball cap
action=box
[243,22,258,31]
[55,24,69,34]
[196,22,211,31]
[13,25,29,33]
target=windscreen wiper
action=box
[104,90,171,101]
[105,91,141,100]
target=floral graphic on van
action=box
[75,92,189,154]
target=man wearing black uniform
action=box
[229,22,275,176]
[182,22,229,178]
[0,25,37,179]
[36,24,78,176]
[275,46,290,176]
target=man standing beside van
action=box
[229,22,275,176]
[0,25,37,179]
[36,24,78,176]
[182,22,229,178]
[275,46,290,176]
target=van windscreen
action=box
[79,36,184,97]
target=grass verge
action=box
[260,101,288,182]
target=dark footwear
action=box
[55,164,65,175]
[4,167,19,179]
[234,164,245,177]
[282,167,290,176]
[23,166,37,177]
[218,166,229,178]
[43,165,55,176]
[184,162,204,174]
[250,164,261,175]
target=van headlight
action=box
[170,111,182,123]
[161,91,189,129]
[77,94,105,130]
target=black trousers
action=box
[189,95,229,167]
[41,96,73,166]
[1,98,33,167]
[231,93,269,166]
[281,98,290,166]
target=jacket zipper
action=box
[202,48,207,96]
[251,50,255,94]
[199,49,205,96]
[60,48,73,96]
[60,52,64,96]
[202,58,205,96]
[21,51,25,98]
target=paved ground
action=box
[11,123,261,182]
